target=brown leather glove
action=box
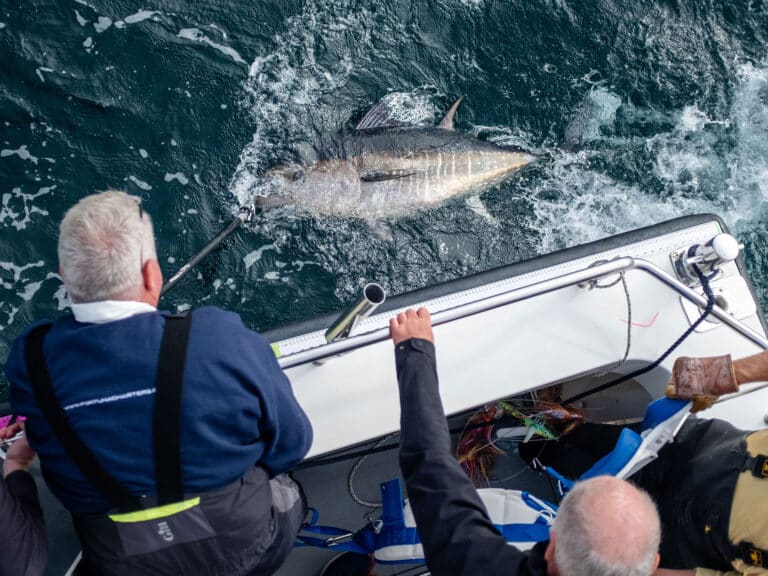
[666,354,738,412]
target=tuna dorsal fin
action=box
[360,169,420,183]
[356,94,406,131]
[438,96,464,130]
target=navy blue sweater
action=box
[6,307,312,514]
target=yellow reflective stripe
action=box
[108,497,200,523]
[271,342,281,358]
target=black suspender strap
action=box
[24,312,193,512]
[153,313,192,505]
[743,451,768,479]
[24,324,141,512]
[734,542,768,568]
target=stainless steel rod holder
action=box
[324,283,386,343]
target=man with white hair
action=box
[389,307,661,576]
[6,191,313,575]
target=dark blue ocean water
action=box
[1,0,768,400]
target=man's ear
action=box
[142,259,163,304]
[545,532,558,576]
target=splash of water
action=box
[530,58,768,253]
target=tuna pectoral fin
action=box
[466,196,499,226]
[360,169,421,182]
[369,219,394,242]
[438,96,465,130]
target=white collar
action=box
[71,300,157,324]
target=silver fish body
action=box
[262,105,535,219]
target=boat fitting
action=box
[325,283,386,343]
[671,233,743,286]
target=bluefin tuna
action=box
[260,95,536,219]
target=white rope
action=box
[347,433,397,508]
[590,272,632,377]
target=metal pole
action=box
[633,259,768,349]
[279,257,638,368]
[161,207,252,296]
[277,257,768,369]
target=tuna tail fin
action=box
[438,96,464,130]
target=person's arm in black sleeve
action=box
[391,308,542,576]
[1,433,47,576]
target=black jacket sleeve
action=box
[0,470,47,576]
[396,338,547,576]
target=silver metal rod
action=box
[278,257,768,369]
[161,207,253,296]
[325,283,386,342]
[279,257,636,368]
[633,260,768,349]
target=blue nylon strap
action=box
[544,466,574,492]
[497,521,551,543]
[380,479,405,524]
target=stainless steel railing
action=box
[277,257,768,369]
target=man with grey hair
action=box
[6,191,313,575]
[389,307,661,576]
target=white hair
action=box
[551,476,661,576]
[58,191,157,303]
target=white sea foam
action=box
[18,280,43,301]
[0,305,19,331]
[52,279,69,311]
[0,261,56,332]
[94,16,112,33]
[139,148,148,158]
[35,67,54,82]
[75,10,88,26]
[128,175,152,190]
[0,261,45,288]
[1,145,39,164]
[177,28,246,65]
[530,58,768,252]
[164,172,189,185]
[0,185,54,230]
[244,243,278,269]
[0,22,7,30]
[124,10,158,24]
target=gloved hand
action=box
[666,354,738,412]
